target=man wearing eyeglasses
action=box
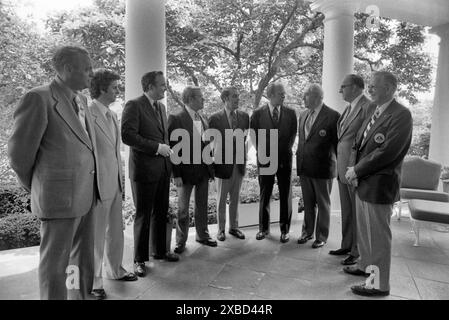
[329,75,373,266]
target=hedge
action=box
[0,213,40,250]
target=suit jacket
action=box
[250,104,297,173]
[208,109,250,179]
[90,101,123,200]
[121,94,171,183]
[349,99,413,204]
[296,104,340,179]
[8,80,101,219]
[337,95,373,184]
[168,107,214,185]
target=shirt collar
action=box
[93,99,109,118]
[268,102,281,115]
[55,76,77,101]
[350,93,364,110]
[310,102,323,116]
[377,98,395,116]
[144,92,157,107]
[185,105,199,121]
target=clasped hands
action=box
[345,166,358,187]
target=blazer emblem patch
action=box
[374,133,385,144]
[319,129,326,137]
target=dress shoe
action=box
[217,230,226,241]
[343,266,369,277]
[256,230,269,240]
[154,252,179,262]
[117,272,138,281]
[329,248,351,256]
[311,240,325,249]
[196,238,218,247]
[351,283,390,297]
[174,245,185,254]
[297,235,312,244]
[341,255,358,266]
[91,288,107,300]
[280,232,290,243]
[229,228,245,239]
[134,262,146,277]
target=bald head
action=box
[303,84,323,110]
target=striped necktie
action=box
[362,107,381,143]
[74,95,88,134]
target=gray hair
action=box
[373,71,398,91]
[266,82,284,98]
[182,86,202,104]
[305,83,324,98]
[52,45,90,73]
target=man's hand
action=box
[157,144,173,157]
[345,166,358,187]
[173,177,183,188]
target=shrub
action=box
[0,184,31,219]
[0,213,40,250]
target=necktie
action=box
[340,104,352,129]
[230,110,238,130]
[105,109,116,141]
[305,109,315,138]
[153,101,163,128]
[74,95,88,134]
[272,107,279,126]
[362,107,381,143]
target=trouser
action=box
[216,166,244,231]
[338,181,359,257]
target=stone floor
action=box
[1,203,449,300]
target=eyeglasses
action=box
[340,84,353,90]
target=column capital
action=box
[431,23,449,40]
[309,0,357,20]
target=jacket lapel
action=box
[91,102,115,146]
[359,100,395,150]
[338,102,363,139]
[51,81,92,150]
[307,105,327,141]
[222,109,231,129]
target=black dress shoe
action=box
[196,238,218,247]
[341,255,358,266]
[154,252,179,262]
[91,289,107,300]
[117,272,138,281]
[311,240,325,248]
[329,248,351,256]
[280,232,290,243]
[297,235,312,244]
[174,245,185,254]
[351,284,389,297]
[134,262,146,277]
[217,230,226,241]
[229,229,245,239]
[256,230,269,240]
[343,266,369,277]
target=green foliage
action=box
[0,184,31,219]
[0,213,40,250]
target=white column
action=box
[310,0,356,212]
[429,23,449,171]
[124,0,166,202]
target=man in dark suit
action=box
[168,86,217,253]
[329,75,373,266]
[250,82,297,243]
[121,71,179,278]
[345,71,412,297]
[296,84,340,249]
[89,69,137,300]
[8,46,100,300]
[209,87,250,241]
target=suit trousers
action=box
[355,193,392,291]
[131,176,170,262]
[300,176,333,242]
[338,181,359,257]
[176,177,210,247]
[39,200,96,300]
[93,186,127,290]
[258,167,292,233]
[216,166,244,231]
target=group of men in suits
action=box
[8,43,412,299]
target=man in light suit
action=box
[329,75,373,266]
[250,82,297,243]
[345,71,412,297]
[209,87,250,241]
[89,69,137,300]
[8,46,100,300]
[168,86,217,253]
[296,84,340,249]
[122,71,179,279]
